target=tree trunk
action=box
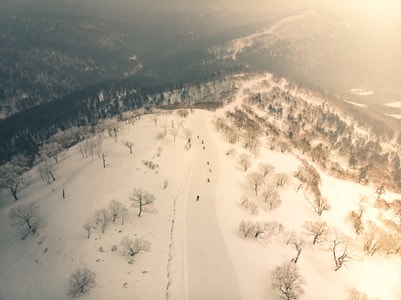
[26,219,32,230]
[10,187,18,201]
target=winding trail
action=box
[183,111,241,300]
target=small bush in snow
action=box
[121,236,151,258]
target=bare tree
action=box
[184,128,193,140]
[303,221,328,245]
[294,159,321,188]
[375,185,385,200]
[9,202,41,233]
[0,155,30,201]
[124,141,134,154]
[362,221,385,256]
[305,193,331,216]
[82,222,92,239]
[121,236,151,257]
[36,154,57,184]
[253,221,275,242]
[68,267,96,298]
[346,287,370,300]
[152,115,159,126]
[261,185,281,210]
[247,172,265,196]
[170,127,179,142]
[109,200,125,223]
[129,188,156,217]
[275,173,289,188]
[120,206,129,225]
[98,208,111,233]
[291,237,304,264]
[329,230,352,271]
[38,142,64,163]
[239,219,254,238]
[101,153,107,168]
[347,196,366,235]
[347,211,364,235]
[282,230,297,245]
[177,109,189,118]
[271,261,305,300]
[260,162,274,178]
[240,196,259,215]
[226,147,236,156]
[239,153,251,172]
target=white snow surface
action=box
[343,100,366,108]
[386,101,401,109]
[1,75,401,300]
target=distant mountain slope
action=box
[210,6,401,99]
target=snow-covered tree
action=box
[346,287,371,300]
[303,221,328,245]
[261,185,281,210]
[0,155,30,201]
[239,219,254,238]
[129,188,156,217]
[247,172,264,196]
[97,208,111,233]
[239,153,251,172]
[362,221,385,256]
[260,162,274,178]
[240,196,259,215]
[36,153,57,184]
[275,173,289,188]
[68,267,96,298]
[38,142,64,163]
[305,193,331,216]
[271,261,305,300]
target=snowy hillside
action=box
[211,7,341,63]
[1,73,401,300]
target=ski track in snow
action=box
[183,112,241,300]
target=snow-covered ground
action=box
[343,100,366,108]
[385,101,401,109]
[350,88,374,97]
[1,75,401,300]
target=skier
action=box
[196,195,200,201]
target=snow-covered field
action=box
[1,76,401,299]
